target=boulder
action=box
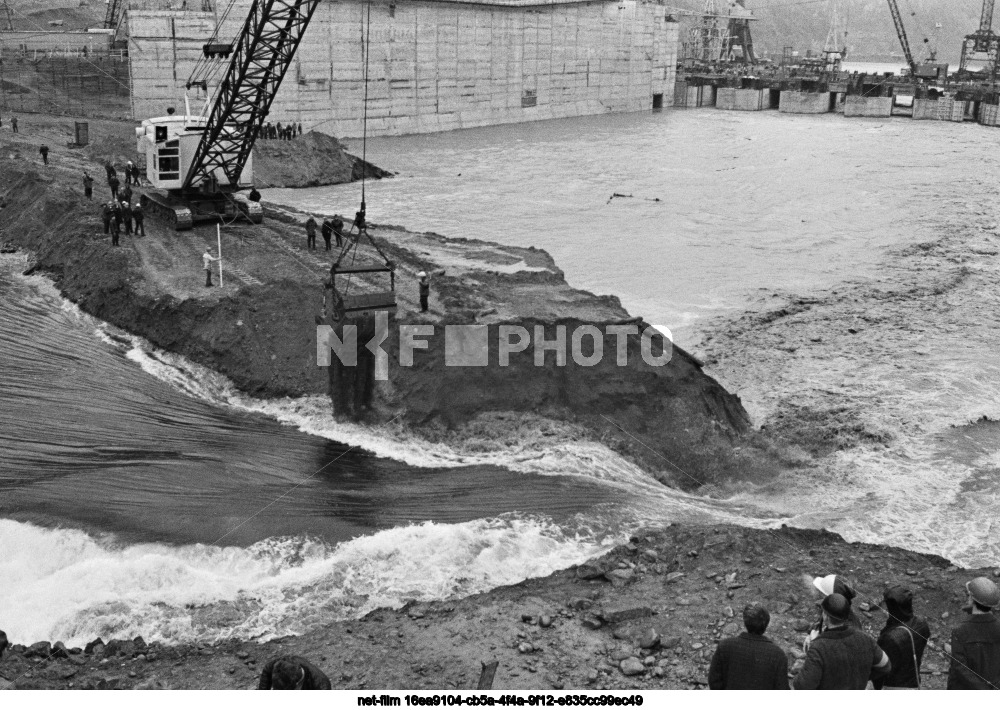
[606,569,635,584]
[25,641,51,658]
[582,617,603,630]
[576,562,606,580]
[84,638,105,654]
[568,598,593,611]
[619,658,645,676]
[104,639,134,658]
[638,628,660,649]
[51,642,70,659]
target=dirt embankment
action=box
[0,116,759,485]
[2,523,997,690]
[253,131,393,188]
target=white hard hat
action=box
[418,271,427,278]
[812,574,837,597]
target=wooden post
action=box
[217,223,224,288]
[477,660,498,690]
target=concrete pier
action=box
[979,103,1000,127]
[716,87,768,111]
[844,96,893,118]
[673,82,716,108]
[913,98,967,122]
[779,91,832,114]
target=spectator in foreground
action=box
[258,655,331,690]
[948,577,1000,690]
[708,602,789,690]
[793,593,891,690]
[874,586,930,689]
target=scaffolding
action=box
[0,49,130,118]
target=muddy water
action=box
[267,109,999,340]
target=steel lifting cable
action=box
[188,0,241,86]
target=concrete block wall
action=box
[716,87,765,111]
[980,103,1000,127]
[843,95,892,118]
[778,91,830,114]
[128,0,679,137]
[913,98,966,122]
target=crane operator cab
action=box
[135,113,261,230]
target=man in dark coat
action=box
[39,145,48,165]
[83,172,94,200]
[708,603,789,690]
[121,201,133,236]
[874,586,931,689]
[321,217,333,251]
[110,202,122,246]
[948,577,1000,690]
[109,174,120,202]
[793,594,891,690]
[132,202,145,237]
[305,216,317,250]
[257,655,331,690]
[332,214,344,247]
[101,201,113,235]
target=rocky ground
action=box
[2,524,998,690]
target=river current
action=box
[3,106,999,646]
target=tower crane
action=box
[959,0,999,73]
[135,0,323,229]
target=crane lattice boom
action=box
[886,0,917,75]
[185,0,323,191]
[981,0,997,32]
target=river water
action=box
[3,106,1000,647]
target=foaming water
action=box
[0,516,615,646]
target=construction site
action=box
[672,0,1000,126]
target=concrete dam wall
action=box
[128,0,679,138]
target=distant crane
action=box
[959,0,999,73]
[886,0,918,77]
[823,0,848,70]
[103,0,123,31]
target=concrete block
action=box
[779,91,831,114]
[844,95,893,117]
[717,87,765,111]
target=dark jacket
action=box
[708,632,789,690]
[793,625,890,690]
[257,655,331,690]
[321,219,333,237]
[947,613,1000,690]
[874,616,930,689]
[305,218,317,235]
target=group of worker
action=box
[101,198,145,246]
[708,574,1000,690]
[259,121,302,141]
[304,214,346,251]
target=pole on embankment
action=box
[217,222,223,288]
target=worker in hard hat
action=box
[947,576,1000,690]
[803,573,862,651]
